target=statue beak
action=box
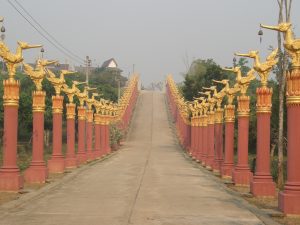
[260,24,279,31]
[235,53,251,57]
[25,44,42,49]
[46,60,59,66]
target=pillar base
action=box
[86,151,94,162]
[250,175,276,197]
[24,163,48,184]
[232,168,253,186]
[213,159,223,174]
[0,169,23,191]
[93,150,102,159]
[205,156,214,170]
[76,152,87,165]
[47,156,65,174]
[221,163,234,179]
[279,186,300,215]
[65,157,78,169]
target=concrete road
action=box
[0,91,265,225]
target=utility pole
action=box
[85,56,91,85]
[132,64,135,74]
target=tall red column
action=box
[196,116,203,162]
[100,116,106,156]
[213,108,224,173]
[86,110,94,161]
[93,114,101,159]
[233,96,252,186]
[279,68,300,215]
[65,103,77,168]
[76,106,87,165]
[0,79,23,191]
[201,114,208,166]
[24,91,48,183]
[48,95,65,173]
[221,105,235,178]
[190,117,195,157]
[206,111,215,170]
[104,116,111,154]
[251,87,275,197]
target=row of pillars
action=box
[166,71,300,215]
[0,76,139,192]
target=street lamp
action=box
[258,27,263,43]
[1,17,5,72]
[41,47,45,58]
[233,57,237,67]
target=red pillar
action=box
[24,91,48,183]
[190,117,195,156]
[86,110,94,161]
[104,116,111,154]
[196,117,203,162]
[48,95,65,173]
[279,68,300,215]
[0,79,23,191]
[76,106,87,165]
[232,96,252,186]
[65,103,77,169]
[93,114,101,159]
[251,87,275,197]
[206,112,215,170]
[213,108,224,173]
[201,114,208,166]
[221,105,235,178]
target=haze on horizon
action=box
[1,0,300,86]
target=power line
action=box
[13,0,85,63]
[6,0,84,65]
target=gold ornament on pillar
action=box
[261,22,300,68]
[0,41,41,80]
[23,59,57,113]
[235,48,278,87]
[46,69,76,95]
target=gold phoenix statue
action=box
[62,81,85,103]
[211,80,228,108]
[261,22,300,67]
[46,69,76,95]
[74,81,88,106]
[235,48,278,87]
[84,86,97,110]
[223,67,256,95]
[213,79,240,105]
[23,59,57,91]
[202,86,217,112]
[0,41,42,79]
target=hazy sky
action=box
[1,0,300,85]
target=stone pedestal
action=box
[86,110,94,161]
[213,108,224,173]
[201,115,208,166]
[24,91,48,183]
[0,79,23,191]
[65,103,77,169]
[279,68,300,215]
[221,105,235,178]
[251,87,276,197]
[48,95,65,173]
[206,112,215,170]
[233,96,252,186]
[93,114,102,159]
[76,106,87,165]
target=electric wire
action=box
[6,0,84,65]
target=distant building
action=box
[101,58,118,69]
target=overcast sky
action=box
[1,0,300,85]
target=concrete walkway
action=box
[0,91,265,225]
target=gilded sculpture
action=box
[23,59,57,91]
[62,81,85,103]
[46,69,76,95]
[235,48,278,87]
[261,22,300,67]
[0,41,41,79]
[223,67,256,95]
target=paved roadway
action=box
[0,91,265,225]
